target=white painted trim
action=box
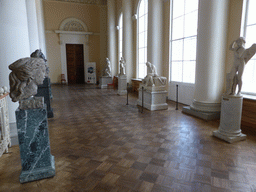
[55,30,93,35]
[59,34,89,84]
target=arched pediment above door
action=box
[59,18,88,32]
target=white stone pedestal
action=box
[213,95,246,143]
[137,86,168,111]
[100,76,112,88]
[118,75,127,95]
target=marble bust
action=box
[226,37,256,95]
[119,57,126,76]
[142,61,167,87]
[102,58,111,77]
[9,57,47,102]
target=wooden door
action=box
[66,44,85,84]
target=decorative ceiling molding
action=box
[44,0,106,5]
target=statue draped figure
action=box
[119,57,126,76]
[102,58,111,77]
[142,62,167,87]
[226,37,256,95]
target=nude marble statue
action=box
[119,57,126,76]
[9,57,47,102]
[142,61,167,87]
[226,37,256,95]
[103,58,111,77]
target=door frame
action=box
[59,33,89,84]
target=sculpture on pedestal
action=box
[213,37,256,143]
[142,62,167,87]
[9,57,47,102]
[226,37,256,95]
[31,49,54,118]
[137,62,168,111]
[102,58,111,77]
[9,57,55,183]
[119,57,126,76]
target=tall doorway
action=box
[66,44,85,84]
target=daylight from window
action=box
[137,0,148,79]
[119,13,123,60]
[241,0,256,95]
[170,0,198,84]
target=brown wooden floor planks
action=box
[0,84,256,192]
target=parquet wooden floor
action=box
[1,84,256,192]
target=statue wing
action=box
[244,44,256,64]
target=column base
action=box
[182,106,220,121]
[213,130,246,144]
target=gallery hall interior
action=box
[1,0,256,191]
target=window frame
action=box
[169,0,199,84]
[136,0,148,79]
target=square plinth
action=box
[16,105,55,183]
[118,75,127,96]
[137,89,168,111]
[100,76,112,89]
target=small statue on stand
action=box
[102,58,111,77]
[119,57,126,76]
[226,37,256,95]
[9,57,55,183]
[142,62,167,87]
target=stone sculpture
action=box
[102,58,111,77]
[31,49,54,118]
[9,57,47,103]
[142,61,167,87]
[9,56,55,183]
[137,61,168,111]
[119,57,126,76]
[226,37,256,95]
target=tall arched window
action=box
[241,0,256,95]
[118,13,123,60]
[170,0,199,83]
[137,0,148,79]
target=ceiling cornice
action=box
[43,0,106,5]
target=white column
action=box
[122,0,133,82]
[0,0,31,123]
[35,0,47,57]
[147,0,163,75]
[107,0,117,76]
[183,0,229,120]
[26,0,40,53]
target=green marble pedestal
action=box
[16,99,55,183]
